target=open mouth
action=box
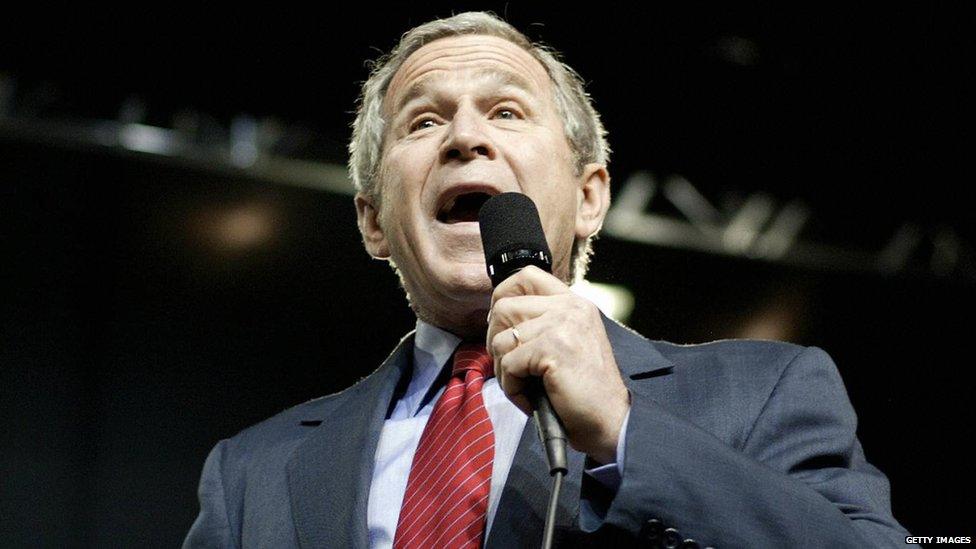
[436,192,494,224]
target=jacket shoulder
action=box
[211,394,336,475]
[653,338,810,374]
[651,338,835,400]
[645,339,835,447]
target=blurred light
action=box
[722,193,773,254]
[571,280,635,323]
[119,123,177,155]
[736,306,794,341]
[877,223,923,273]
[753,201,809,260]
[202,203,278,251]
[231,115,259,167]
[716,36,760,66]
[663,175,723,229]
[734,290,806,342]
[931,226,960,277]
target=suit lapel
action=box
[286,332,415,549]
[486,314,673,547]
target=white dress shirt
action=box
[366,319,628,548]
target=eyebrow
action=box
[391,67,537,114]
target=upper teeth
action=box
[442,196,458,214]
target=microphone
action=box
[478,192,568,476]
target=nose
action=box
[440,105,496,163]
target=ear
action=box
[574,163,611,240]
[355,192,391,259]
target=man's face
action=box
[356,34,608,332]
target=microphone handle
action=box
[528,379,568,475]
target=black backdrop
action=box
[1,4,971,546]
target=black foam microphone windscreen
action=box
[478,192,553,286]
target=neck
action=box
[412,301,489,341]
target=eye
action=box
[409,117,439,133]
[492,109,519,120]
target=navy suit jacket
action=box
[184,315,910,548]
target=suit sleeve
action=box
[597,346,912,548]
[184,439,237,549]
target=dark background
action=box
[2,5,971,547]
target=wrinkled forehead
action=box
[384,34,555,117]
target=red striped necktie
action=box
[393,343,496,549]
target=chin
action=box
[442,263,493,302]
[405,263,492,337]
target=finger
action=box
[496,337,553,390]
[490,265,570,309]
[486,293,579,360]
[495,338,557,416]
[490,326,523,361]
[497,370,532,415]
[496,345,533,416]
[487,294,564,338]
[488,313,549,358]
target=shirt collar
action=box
[399,319,463,417]
[414,318,463,366]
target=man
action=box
[185,12,911,548]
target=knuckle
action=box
[498,352,512,373]
[499,352,523,378]
[490,332,507,356]
[537,356,556,376]
[493,297,513,321]
[553,329,573,350]
[558,308,575,325]
[569,297,597,322]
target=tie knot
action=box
[452,343,494,379]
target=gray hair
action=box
[348,11,610,281]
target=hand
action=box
[486,266,631,464]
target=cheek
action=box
[548,195,580,246]
[379,149,424,207]
[507,124,575,182]
[537,178,581,257]
[381,144,438,202]
[376,155,431,255]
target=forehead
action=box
[384,34,554,114]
